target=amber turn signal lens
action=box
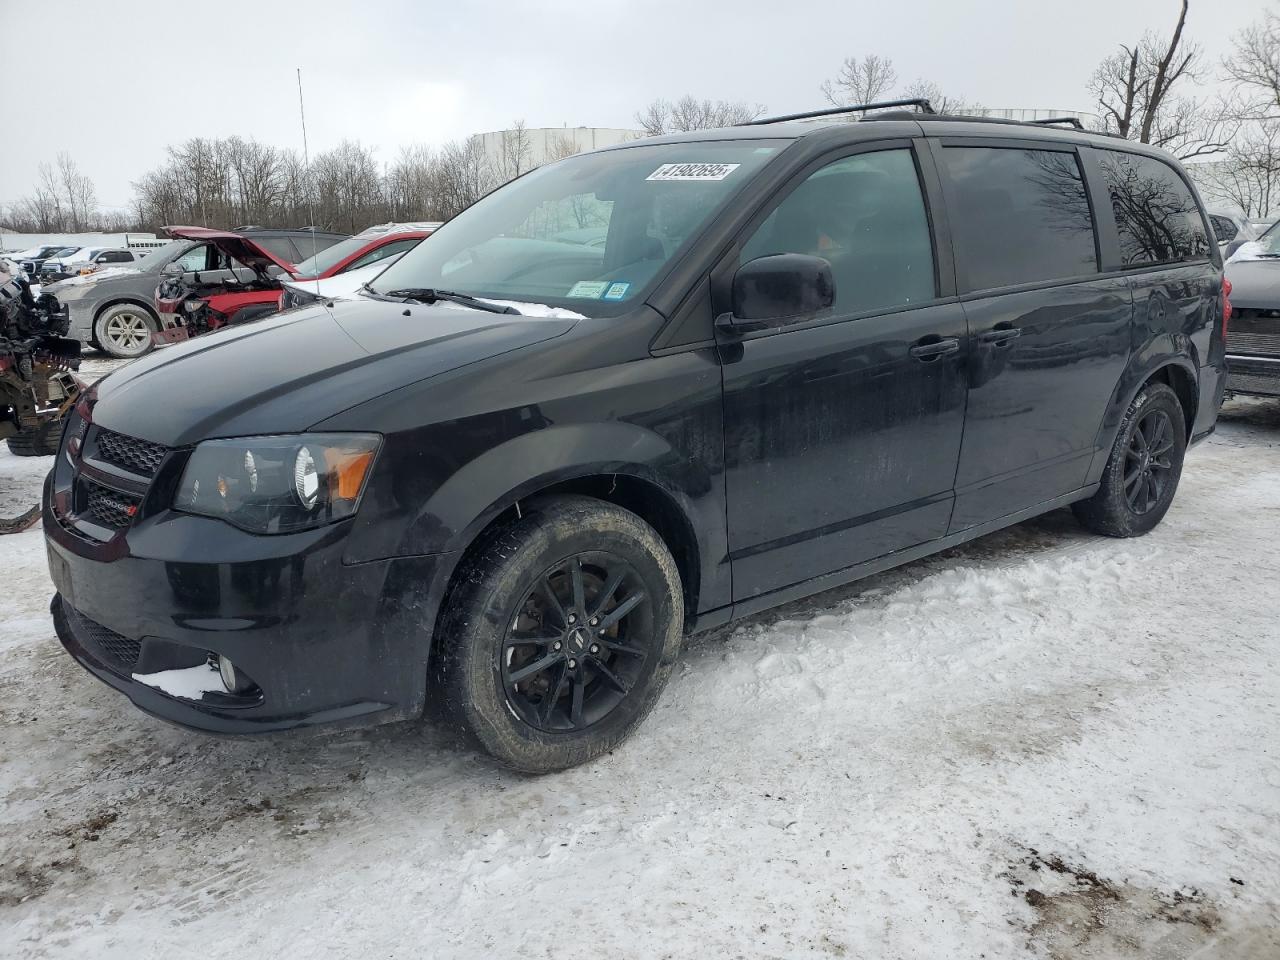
[326,448,376,501]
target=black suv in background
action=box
[45,104,1226,772]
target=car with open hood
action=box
[155,223,435,344]
[44,103,1226,773]
[45,227,347,358]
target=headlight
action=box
[183,298,203,312]
[281,286,322,311]
[175,433,380,533]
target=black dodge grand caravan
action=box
[45,104,1227,772]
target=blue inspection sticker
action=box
[602,282,631,301]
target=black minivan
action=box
[45,105,1228,772]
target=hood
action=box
[47,266,144,292]
[89,297,578,446]
[163,226,296,277]
[1225,258,1280,309]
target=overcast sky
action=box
[1,0,1270,211]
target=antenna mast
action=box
[296,68,320,294]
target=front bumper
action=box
[44,476,446,734]
[62,297,95,343]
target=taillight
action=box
[1222,276,1232,339]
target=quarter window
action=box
[739,149,935,316]
[1208,215,1237,243]
[1098,151,1211,265]
[942,146,1098,291]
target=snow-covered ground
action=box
[1,383,1278,959]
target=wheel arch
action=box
[94,296,159,325]
[1088,354,1199,486]
[393,419,715,658]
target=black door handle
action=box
[909,337,961,361]
[978,326,1021,346]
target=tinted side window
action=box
[1098,151,1211,265]
[740,149,935,316]
[942,146,1097,291]
[1208,215,1237,242]
[256,237,302,263]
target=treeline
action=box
[2,122,573,235]
[129,122,561,233]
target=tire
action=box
[1072,382,1186,537]
[6,420,61,457]
[436,495,684,773]
[94,304,156,358]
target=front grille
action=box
[63,602,142,674]
[82,477,140,529]
[95,429,167,476]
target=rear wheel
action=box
[1072,382,1186,537]
[95,304,155,358]
[436,496,683,773]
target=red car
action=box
[153,223,437,343]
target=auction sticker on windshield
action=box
[567,281,610,298]
[646,163,740,181]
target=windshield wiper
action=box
[372,286,521,315]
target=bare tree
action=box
[1090,0,1231,159]
[901,78,978,115]
[821,55,898,107]
[1199,122,1280,216]
[495,120,534,182]
[635,96,765,136]
[544,132,582,163]
[436,135,495,219]
[1224,9,1280,121]
[55,153,97,231]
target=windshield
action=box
[370,140,785,314]
[144,239,195,267]
[1255,223,1280,255]
[292,234,370,278]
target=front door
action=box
[718,145,969,601]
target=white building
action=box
[477,126,643,169]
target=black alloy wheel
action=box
[501,553,652,732]
[436,495,683,772]
[1072,381,1186,538]
[1123,409,1175,516]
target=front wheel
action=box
[94,304,156,359]
[436,496,684,773]
[1072,382,1186,537]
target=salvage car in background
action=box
[155,223,433,343]
[45,227,347,358]
[278,251,411,309]
[1206,208,1258,260]
[1224,243,1280,397]
[41,248,146,282]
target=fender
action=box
[95,296,159,324]
[1085,347,1199,486]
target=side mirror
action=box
[727,254,835,329]
[161,262,183,277]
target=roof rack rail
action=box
[740,98,936,126]
[1027,116,1086,130]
